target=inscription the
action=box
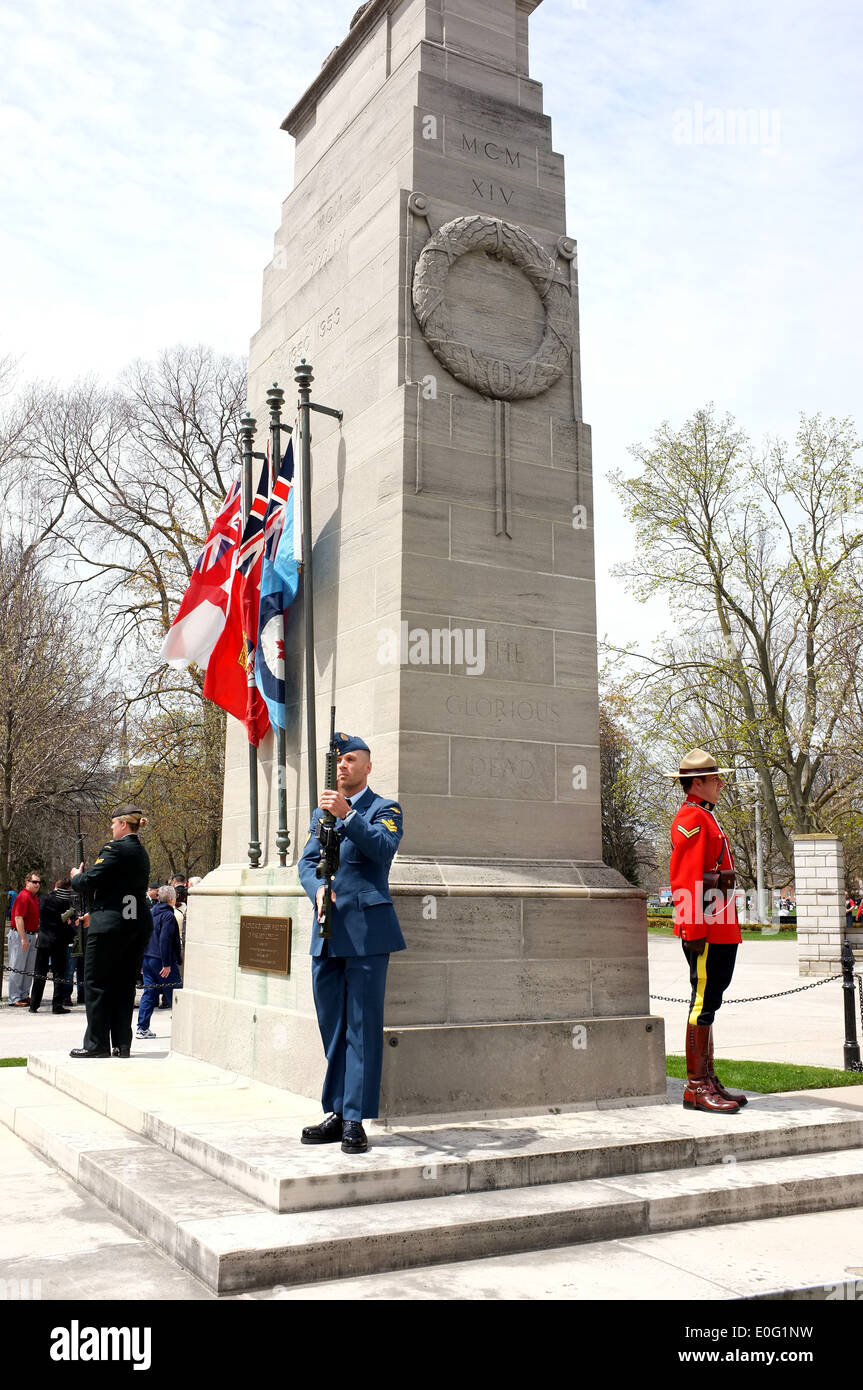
[485,640,525,667]
[471,179,514,204]
[461,134,522,167]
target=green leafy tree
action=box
[610,406,863,869]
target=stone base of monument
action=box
[174,859,667,1116]
[4,1053,863,1296]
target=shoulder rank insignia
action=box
[676,824,701,839]
[94,857,105,864]
[388,806,402,815]
[381,818,398,832]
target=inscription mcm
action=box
[462,135,522,168]
[463,134,519,204]
[459,131,521,205]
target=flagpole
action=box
[294,359,342,818]
[266,383,291,868]
[239,411,262,869]
[295,361,318,815]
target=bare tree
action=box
[28,344,247,703]
[0,538,121,932]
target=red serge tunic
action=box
[669,796,742,945]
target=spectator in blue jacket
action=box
[135,886,182,1040]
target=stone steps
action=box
[3,1060,863,1295]
[25,1051,863,1213]
[245,1206,863,1301]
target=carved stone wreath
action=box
[411,214,572,401]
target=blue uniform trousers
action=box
[311,950,389,1121]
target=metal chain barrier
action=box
[4,964,79,988]
[651,973,845,1005]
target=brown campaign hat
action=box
[111,804,146,820]
[665,748,733,779]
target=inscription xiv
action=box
[471,179,514,204]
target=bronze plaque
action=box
[238,916,292,975]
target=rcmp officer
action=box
[668,750,746,1115]
[298,733,405,1154]
[69,805,153,1059]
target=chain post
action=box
[841,940,862,1071]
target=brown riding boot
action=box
[683,1024,740,1114]
[707,1025,748,1106]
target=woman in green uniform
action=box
[69,805,153,1059]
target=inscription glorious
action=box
[446,693,560,723]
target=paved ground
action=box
[0,994,173,1058]
[0,938,859,1303]
[648,936,852,1070]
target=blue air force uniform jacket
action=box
[298,787,406,958]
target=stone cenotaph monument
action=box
[172,0,667,1118]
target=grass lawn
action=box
[0,1058,26,1067]
[666,1055,863,1093]
[648,923,797,941]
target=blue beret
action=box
[334,732,370,755]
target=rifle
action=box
[69,811,86,956]
[61,904,85,959]
[314,706,340,940]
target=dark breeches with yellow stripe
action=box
[682,940,738,1025]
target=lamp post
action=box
[736,771,767,926]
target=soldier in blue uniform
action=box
[298,733,405,1154]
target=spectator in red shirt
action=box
[8,871,42,1005]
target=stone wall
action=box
[794,834,846,977]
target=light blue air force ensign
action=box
[260,612,285,681]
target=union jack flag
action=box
[263,443,294,560]
[159,471,242,670]
[194,477,241,574]
[237,456,270,577]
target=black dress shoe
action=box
[69,1048,111,1058]
[112,1047,131,1057]
[301,1113,343,1144]
[52,1007,71,1015]
[341,1121,368,1154]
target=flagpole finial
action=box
[294,359,314,389]
[266,383,285,412]
[240,411,257,439]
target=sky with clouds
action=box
[1,0,861,647]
